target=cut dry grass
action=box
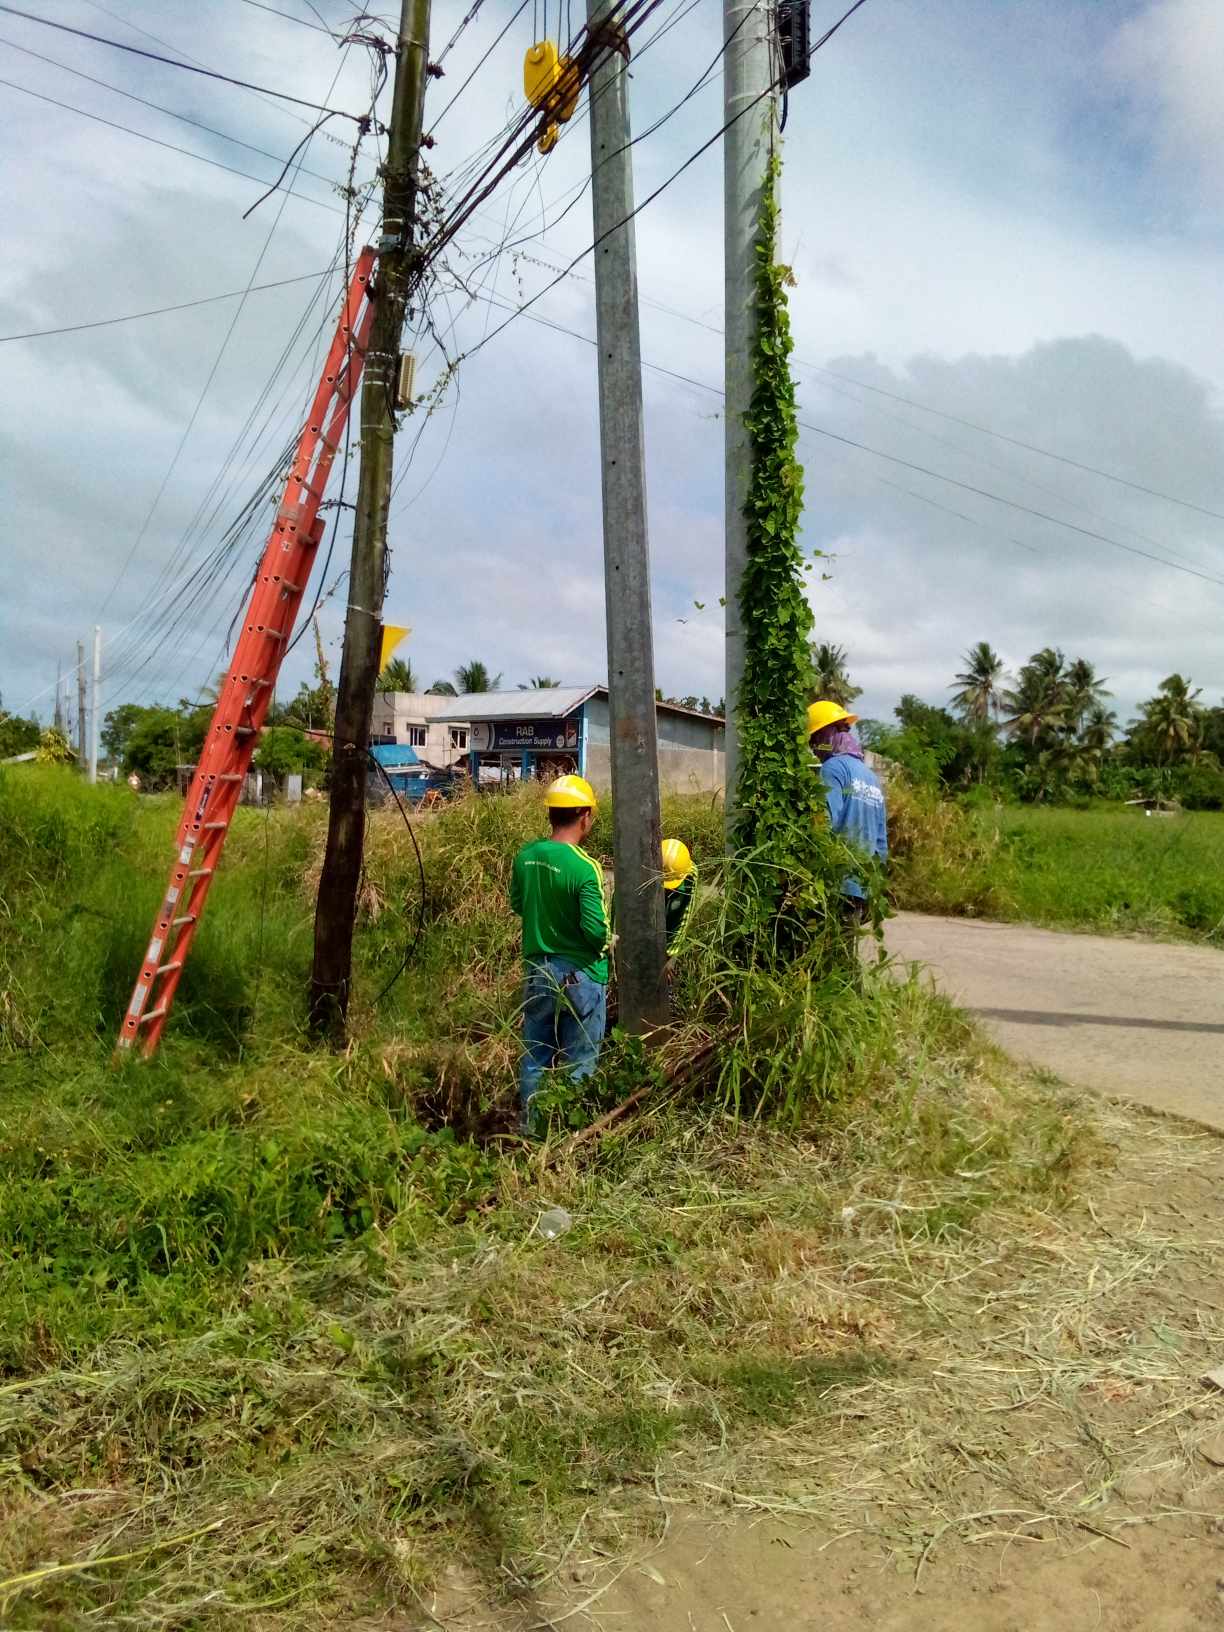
[6,1016,1223,1628]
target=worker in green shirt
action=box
[509,774,610,1133]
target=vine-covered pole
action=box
[587,0,669,1030]
[723,0,777,838]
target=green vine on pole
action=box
[733,151,822,864]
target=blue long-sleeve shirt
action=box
[819,752,888,900]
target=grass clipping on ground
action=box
[2,773,1223,1627]
[5,1016,1223,1627]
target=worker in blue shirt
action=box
[807,700,888,921]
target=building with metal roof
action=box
[427,687,725,794]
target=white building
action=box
[372,691,470,769]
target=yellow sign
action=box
[379,624,411,672]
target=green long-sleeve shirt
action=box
[509,838,610,983]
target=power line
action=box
[812,365,1224,525]
[96,49,356,621]
[0,34,365,194]
[426,0,532,133]
[454,287,1224,592]
[238,0,336,35]
[0,271,336,342]
[0,2,365,118]
[0,79,350,216]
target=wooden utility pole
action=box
[310,0,431,1036]
[76,640,87,767]
[722,0,776,834]
[587,0,669,1031]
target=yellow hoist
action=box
[523,38,580,154]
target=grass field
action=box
[1,768,1219,1627]
[888,786,1224,943]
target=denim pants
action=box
[519,957,607,1128]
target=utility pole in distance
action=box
[77,640,87,768]
[586,0,669,1032]
[723,0,776,835]
[89,626,101,783]
[310,0,431,1037]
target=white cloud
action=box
[3,0,1224,745]
[1107,0,1224,194]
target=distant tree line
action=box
[857,641,1224,808]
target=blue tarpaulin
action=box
[369,743,421,769]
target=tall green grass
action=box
[884,776,1224,942]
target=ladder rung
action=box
[172,914,197,927]
[203,821,228,829]
[217,773,243,782]
[140,1006,169,1026]
[186,867,214,879]
[157,960,183,976]
[280,580,302,594]
[235,725,257,735]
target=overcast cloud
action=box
[2,0,1223,736]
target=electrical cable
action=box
[456,285,1224,591]
[0,79,351,217]
[0,270,334,343]
[810,365,1224,525]
[0,34,370,195]
[239,0,336,36]
[0,2,366,118]
[365,750,429,1006]
[96,45,356,629]
[427,0,531,133]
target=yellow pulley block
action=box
[524,41,581,155]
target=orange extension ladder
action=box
[115,246,377,1059]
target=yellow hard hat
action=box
[544,773,598,811]
[806,699,857,737]
[661,837,694,890]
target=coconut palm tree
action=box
[1003,649,1068,748]
[809,642,862,708]
[1064,658,1111,736]
[518,676,562,690]
[376,656,417,694]
[454,660,503,694]
[1079,703,1117,755]
[1132,673,1203,764]
[949,641,1006,723]
[427,680,457,696]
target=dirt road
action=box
[886,912,1224,1130]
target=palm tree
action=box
[1003,650,1068,748]
[1079,703,1117,755]
[1064,658,1110,736]
[427,680,457,696]
[454,660,503,694]
[949,641,1006,723]
[809,642,862,708]
[1133,673,1203,765]
[377,656,417,693]
[518,676,562,690]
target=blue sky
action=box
[2,0,1223,735]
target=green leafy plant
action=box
[730,151,853,965]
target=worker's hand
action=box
[607,933,620,951]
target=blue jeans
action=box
[519,957,607,1130]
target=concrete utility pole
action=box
[310,0,431,1036]
[89,626,101,784]
[723,0,776,832]
[53,660,64,735]
[76,640,87,767]
[586,0,669,1032]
